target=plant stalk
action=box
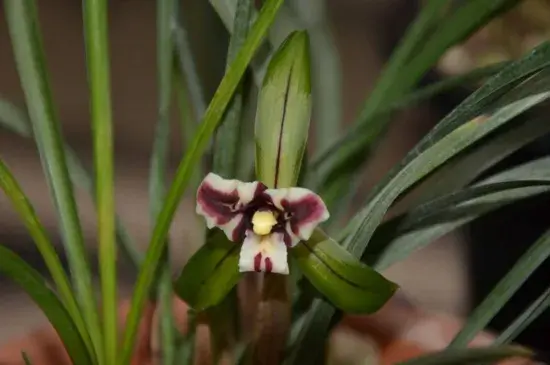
[250,274,291,365]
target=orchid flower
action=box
[196,172,330,274]
[176,31,396,316]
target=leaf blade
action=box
[0,97,142,269]
[5,0,102,359]
[152,0,178,364]
[213,0,252,178]
[345,92,550,256]
[0,245,94,365]
[367,156,550,270]
[0,159,95,361]
[448,227,550,348]
[313,41,550,195]
[293,229,397,314]
[396,346,533,365]
[119,2,284,362]
[82,0,118,360]
[493,286,550,346]
[174,231,240,311]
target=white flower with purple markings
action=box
[196,173,329,275]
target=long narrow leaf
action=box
[367,156,550,269]
[0,98,141,269]
[373,181,550,270]
[0,159,95,360]
[21,352,33,365]
[309,62,511,194]
[314,41,550,194]
[172,7,207,120]
[4,0,102,359]
[448,227,550,348]
[396,346,532,365]
[119,2,284,363]
[82,0,117,362]
[0,97,32,136]
[213,0,252,177]
[314,62,511,217]
[401,113,550,208]
[393,0,520,105]
[285,299,335,365]
[208,0,253,358]
[345,92,550,256]
[493,287,550,346]
[0,245,94,365]
[366,42,550,202]
[289,0,342,149]
[152,0,177,364]
[384,62,510,115]
[209,0,273,85]
[355,0,448,122]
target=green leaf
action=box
[21,352,33,365]
[4,0,102,360]
[65,149,142,267]
[344,92,550,256]
[368,42,550,201]
[407,41,550,158]
[152,0,178,364]
[209,0,272,85]
[173,4,207,120]
[372,180,550,270]
[119,3,287,363]
[402,112,550,207]
[310,1,520,192]
[309,61,509,193]
[82,0,117,361]
[367,155,550,270]
[174,230,240,311]
[208,0,253,359]
[316,63,510,222]
[448,227,550,348]
[313,40,550,194]
[0,97,141,269]
[285,299,335,365]
[255,30,311,188]
[213,0,252,178]
[289,0,342,149]
[393,0,520,103]
[494,286,550,346]
[354,0,448,122]
[396,346,533,365]
[0,245,94,365]
[172,0,203,173]
[383,62,511,117]
[293,229,397,314]
[0,159,95,360]
[0,97,32,136]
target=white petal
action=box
[196,173,264,242]
[265,187,330,247]
[238,231,289,274]
[238,181,265,205]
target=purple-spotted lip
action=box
[195,173,330,274]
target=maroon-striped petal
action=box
[196,173,266,242]
[238,231,288,274]
[266,187,330,246]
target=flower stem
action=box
[250,273,291,364]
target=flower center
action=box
[251,210,277,236]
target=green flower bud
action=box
[255,31,311,188]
